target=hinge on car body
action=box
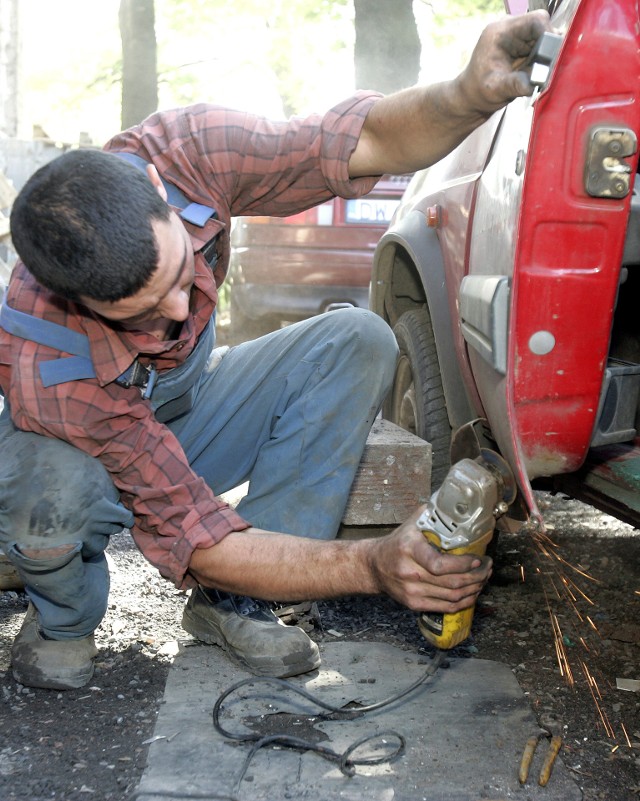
[585,128,637,199]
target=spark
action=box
[620,722,632,748]
[520,564,525,582]
[526,524,624,744]
[580,660,614,738]
[563,575,595,606]
[567,598,584,624]
[552,553,601,584]
[548,576,562,600]
[583,663,603,700]
[532,530,601,584]
[585,616,599,634]
[535,529,559,549]
[560,575,578,602]
[549,611,574,685]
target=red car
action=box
[370,0,640,528]
[227,175,411,339]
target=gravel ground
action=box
[1,490,638,801]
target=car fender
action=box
[370,209,477,430]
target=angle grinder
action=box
[417,449,516,649]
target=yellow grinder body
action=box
[418,527,493,649]
[415,451,515,650]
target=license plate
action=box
[345,198,400,224]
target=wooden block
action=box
[341,419,431,528]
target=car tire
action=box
[383,307,452,488]
[229,293,279,343]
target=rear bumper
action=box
[550,438,640,529]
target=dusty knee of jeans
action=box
[336,308,398,388]
[337,308,398,360]
[362,310,398,362]
[0,433,122,547]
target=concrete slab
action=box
[134,641,582,801]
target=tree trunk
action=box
[119,0,158,130]
[0,0,20,137]
[354,0,420,95]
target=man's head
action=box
[10,149,171,302]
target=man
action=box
[0,10,551,690]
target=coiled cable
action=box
[212,649,445,795]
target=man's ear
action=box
[146,164,168,202]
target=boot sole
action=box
[12,662,94,691]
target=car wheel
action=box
[229,293,279,343]
[383,308,452,488]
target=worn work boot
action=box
[11,604,98,690]
[181,586,321,678]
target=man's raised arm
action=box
[349,9,552,178]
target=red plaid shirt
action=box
[0,93,381,588]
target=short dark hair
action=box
[10,149,171,302]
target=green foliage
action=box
[416,0,504,73]
[22,0,506,144]
[154,0,353,116]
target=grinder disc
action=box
[479,448,517,505]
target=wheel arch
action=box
[371,209,475,430]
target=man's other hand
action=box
[456,9,553,118]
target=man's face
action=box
[80,211,195,327]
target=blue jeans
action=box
[0,309,398,638]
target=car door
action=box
[461,0,640,520]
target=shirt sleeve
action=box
[105,92,384,223]
[5,339,250,589]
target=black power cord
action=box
[212,649,446,796]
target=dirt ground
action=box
[0,489,638,801]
